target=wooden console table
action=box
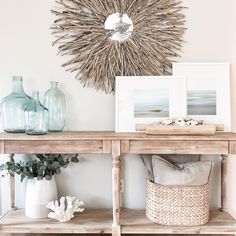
[0,131,236,235]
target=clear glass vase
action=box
[25,91,49,135]
[0,76,31,133]
[43,82,66,132]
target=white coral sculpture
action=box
[47,196,85,223]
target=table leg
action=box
[112,141,121,236]
[7,154,16,211]
[220,154,228,212]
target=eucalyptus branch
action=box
[0,154,79,182]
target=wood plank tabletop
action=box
[0,131,236,141]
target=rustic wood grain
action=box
[0,234,233,236]
[0,131,235,236]
[2,209,234,235]
[136,124,225,134]
[1,131,236,141]
[220,155,228,212]
[102,140,112,154]
[121,209,236,234]
[216,124,225,132]
[121,140,130,154]
[136,124,217,135]
[112,226,121,236]
[0,140,4,153]
[229,141,236,154]
[6,154,15,210]
[145,125,216,135]
[51,0,186,93]
[4,140,103,154]
[112,140,121,236]
[129,140,229,154]
[0,209,112,234]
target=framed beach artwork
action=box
[115,76,187,132]
[173,63,231,131]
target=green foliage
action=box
[0,154,79,182]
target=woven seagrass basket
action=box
[146,179,210,226]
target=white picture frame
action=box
[173,63,231,131]
[115,76,187,132]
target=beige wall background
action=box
[0,0,236,216]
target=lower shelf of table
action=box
[121,209,236,234]
[0,209,112,234]
[0,209,236,234]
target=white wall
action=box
[227,0,236,218]
[0,0,236,214]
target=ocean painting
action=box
[187,90,217,115]
[133,89,169,118]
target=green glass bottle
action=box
[0,76,31,133]
[43,82,66,132]
[25,91,49,135]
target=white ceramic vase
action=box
[25,177,58,218]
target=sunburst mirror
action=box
[52,0,186,93]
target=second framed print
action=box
[115,76,186,132]
[173,63,231,131]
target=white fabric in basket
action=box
[152,155,212,186]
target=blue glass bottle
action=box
[0,76,31,133]
[43,82,66,132]
[25,91,49,135]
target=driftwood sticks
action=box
[52,0,186,93]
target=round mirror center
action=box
[105,13,133,42]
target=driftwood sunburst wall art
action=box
[52,0,186,93]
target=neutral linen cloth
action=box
[152,155,212,186]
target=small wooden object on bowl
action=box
[136,124,224,135]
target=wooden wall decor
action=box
[52,0,186,93]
